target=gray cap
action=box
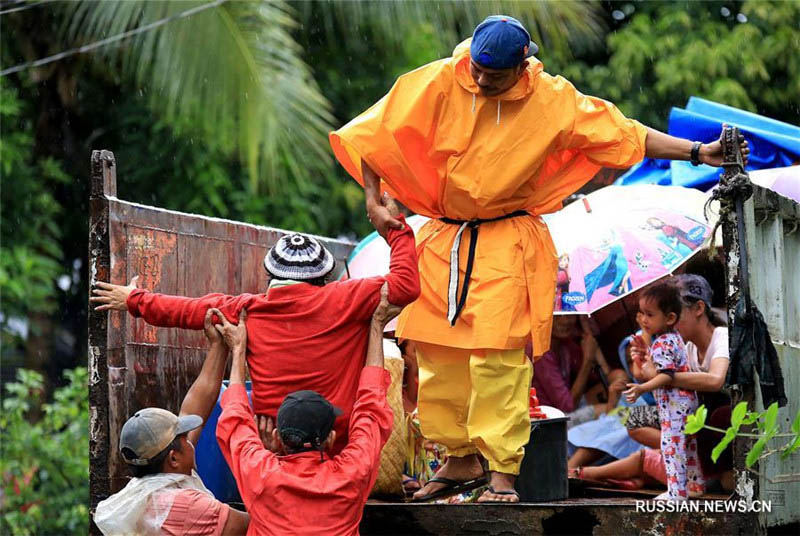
[119,408,202,466]
[677,274,713,307]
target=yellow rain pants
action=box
[415,342,532,474]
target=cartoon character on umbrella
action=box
[645,217,706,266]
[583,232,632,303]
[554,253,576,312]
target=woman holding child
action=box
[570,274,731,500]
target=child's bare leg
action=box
[568,447,604,470]
[581,450,644,481]
[628,426,661,449]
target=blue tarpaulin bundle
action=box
[616,97,800,190]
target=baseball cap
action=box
[276,390,343,451]
[119,408,203,466]
[677,274,713,307]
[470,15,539,70]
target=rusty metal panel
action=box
[88,150,355,524]
[741,186,800,527]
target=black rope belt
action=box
[439,210,529,326]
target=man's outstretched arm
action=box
[337,283,400,484]
[214,309,277,503]
[363,160,403,239]
[380,193,420,307]
[643,126,750,167]
[91,276,249,330]
[346,187,420,321]
[180,309,231,446]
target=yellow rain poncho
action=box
[330,39,648,354]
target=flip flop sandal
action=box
[409,475,488,503]
[477,485,520,503]
[402,478,421,498]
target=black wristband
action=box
[690,141,702,166]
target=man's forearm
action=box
[364,321,386,368]
[180,341,228,420]
[644,127,695,160]
[362,159,382,210]
[230,344,247,385]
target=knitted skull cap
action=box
[264,233,335,281]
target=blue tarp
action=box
[615,97,800,191]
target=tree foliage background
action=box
[0,0,799,530]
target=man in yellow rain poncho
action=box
[330,15,743,502]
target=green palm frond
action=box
[297,0,606,59]
[62,1,603,194]
[63,1,333,193]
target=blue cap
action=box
[470,15,539,70]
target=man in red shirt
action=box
[94,310,249,535]
[91,195,419,453]
[213,284,397,535]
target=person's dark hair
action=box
[641,280,683,320]
[124,435,183,478]
[681,296,727,327]
[280,431,328,461]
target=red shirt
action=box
[126,217,418,452]
[530,339,583,412]
[216,367,393,536]
[154,488,230,536]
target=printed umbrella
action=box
[749,166,800,203]
[542,185,717,315]
[342,214,430,331]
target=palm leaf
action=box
[296,0,606,60]
[63,0,334,194]
[61,1,604,194]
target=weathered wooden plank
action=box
[88,150,115,535]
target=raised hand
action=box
[91,276,140,311]
[203,308,223,344]
[211,308,247,351]
[368,192,404,239]
[257,415,281,453]
[700,125,750,167]
[623,383,643,404]
[372,282,402,328]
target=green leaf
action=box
[763,402,779,431]
[731,402,748,428]
[747,436,768,467]
[711,427,737,463]
[791,408,800,436]
[685,404,708,435]
[780,434,800,459]
[741,411,760,425]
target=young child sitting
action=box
[624,280,704,500]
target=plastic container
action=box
[195,381,251,503]
[515,400,570,502]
